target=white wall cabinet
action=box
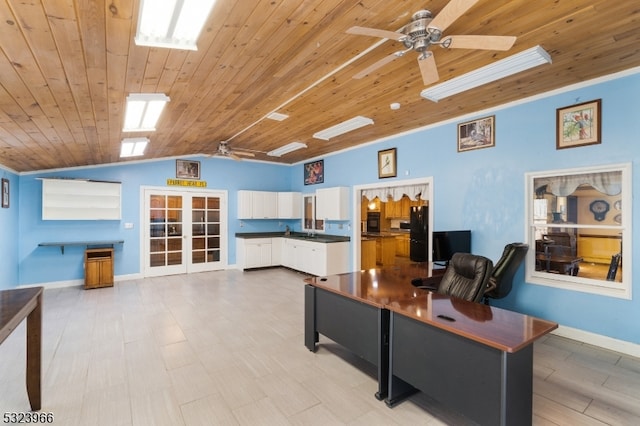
[41,178,121,220]
[277,192,301,218]
[238,190,301,219]
[316,187,349,220]
[237,190,278,219]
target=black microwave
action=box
[367,212,381,232]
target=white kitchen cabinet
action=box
[277,192,301,218]
[281,239,349,276]
[316,187,349,220]
[271,237,283,265]
[236,238,272,269]
[237,190,253,219]
[237,190,278,219]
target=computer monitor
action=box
[432,230,471,264]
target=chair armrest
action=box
[411,275,444,291]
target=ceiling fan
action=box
[211,141,257,161]
[347,0,517,85]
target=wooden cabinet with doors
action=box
[85,248,114,289]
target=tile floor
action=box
[1,268,639,425]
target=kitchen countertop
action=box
[362,231,408,238]
[236,231,350,243]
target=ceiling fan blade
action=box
[429,0,480,32]
[353,52,404,79]
[444,35,516,51]
[228,152,242,161]
[233,150,255,157]
[418,53,439,86]
[346,26,406,41]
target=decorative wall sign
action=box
[1,178,9,208]
[304,159,324,185]
[378,148,397,178]
[457,116,495,152]
[176,159,201,179]
[556,99,601,149]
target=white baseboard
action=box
[18,272,143,289]
[552,325,640,358]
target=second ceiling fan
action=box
[347,0,516,86]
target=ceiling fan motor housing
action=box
[402,10,441,52]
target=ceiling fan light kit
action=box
[134,0,217,50]
[420,45,552,102]
[123,93,170,132]
[120,138,149,158]
[267,142,307,157]
[313,116,374,140]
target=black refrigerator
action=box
[410,205,428,262]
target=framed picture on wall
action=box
[1,178,9,208]
[457,115,495,152]
[556,99,601,149]
[176,159,201,180]
[378,148,397,178]
[304,160,324,185]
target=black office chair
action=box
[415,252,493,303]
[484,243,529,303]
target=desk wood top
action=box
[0,287,43,343]
[387,293,558,352]
[305,265,558,353]
[304,263,444,308]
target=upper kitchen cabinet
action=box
[316,187,349,221]
[237,190,278,219]
[277,192,302,219]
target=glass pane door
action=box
[189,195,222,272]
[145,188,227,277]
[147,193,186,276]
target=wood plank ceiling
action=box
[0,0,638,172]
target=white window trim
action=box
[524,163,632,299]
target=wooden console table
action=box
[0,287,43,411]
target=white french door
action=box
[143,187,227,277]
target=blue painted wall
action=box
[6,69,640,344]
[0,168,19,290]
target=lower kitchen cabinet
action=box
[283,239,349,276]
[85,248,114,289]
[238,236,349,276]
[237,238,273,269]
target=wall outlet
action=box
[124,222,134,229]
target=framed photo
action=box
[176,159,200,180]
[556,99,601,149]
[457,115,495,152]
[304,159,324,185]
[1,178,9,208]
[378,148,397,178]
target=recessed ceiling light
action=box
[134,0,217,50]
[120,137,149,157]
[123,93,170,132]
[313,116,374,140]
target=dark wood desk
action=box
[304,263,443,400]
[304,265,558,425]
[386,293,558,425]
[0,287,43,411]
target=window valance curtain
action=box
[535,171,622,196]
[362,184,428,202]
